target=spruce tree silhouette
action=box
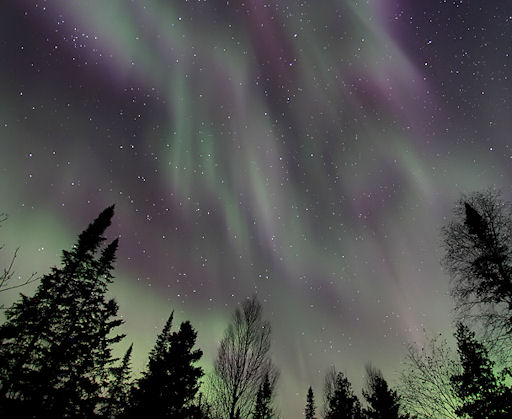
[101,343,133,418]
[0,205,124,418]
[127,312,204,418]
[305,386,315,419]
[451,323,512,418]
[325,372,362,419]
[362,364,408,419]
[253,373,273,419]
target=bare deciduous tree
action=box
[442,190,512,355]
[323,365,338,417]
[209,296,278,419]
[398,333,462,418]
[0,213,37,308]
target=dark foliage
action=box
[451,323,512,418]
[126,312,204,418]
[442,190,512,350]
[0,206,123,418]
[101,344,133,418]
[362,364,408,419]
[325,371,362,419]
[305,386,315,419]
[5,191,512,418]
[253,373,273,419]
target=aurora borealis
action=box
[1,1,512,416]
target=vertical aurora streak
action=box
[1,1,511,416]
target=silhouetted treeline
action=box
[0,206,123,418]
[1,190,512,417]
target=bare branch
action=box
[441,189,512,351]
[0,214,38,308]
[322,365,338,418]
[209,296,278,419]
[398,332,462,418]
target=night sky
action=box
[1,1,512,416]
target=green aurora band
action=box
[1,1,511,416]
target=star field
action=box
[1,1,512,417]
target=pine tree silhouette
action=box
[127,312,204,418]
[0,206,124,417]
[451,323,512,417]
[253,373,273,419]
[305,386,315,419]
[101,343,133,418]
[362,364,408,419]
[325,372,362,419]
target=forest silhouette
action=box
[1,190,512,418]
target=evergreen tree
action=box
[0,206,124,417]
[305,386,315,419]
[127,312,204,418]
[101,344,133,418]
[253,373,273,419]
[362,364,408,419]
[451,323,512,418]
[325,372,362,419]
[196,392,213,419]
